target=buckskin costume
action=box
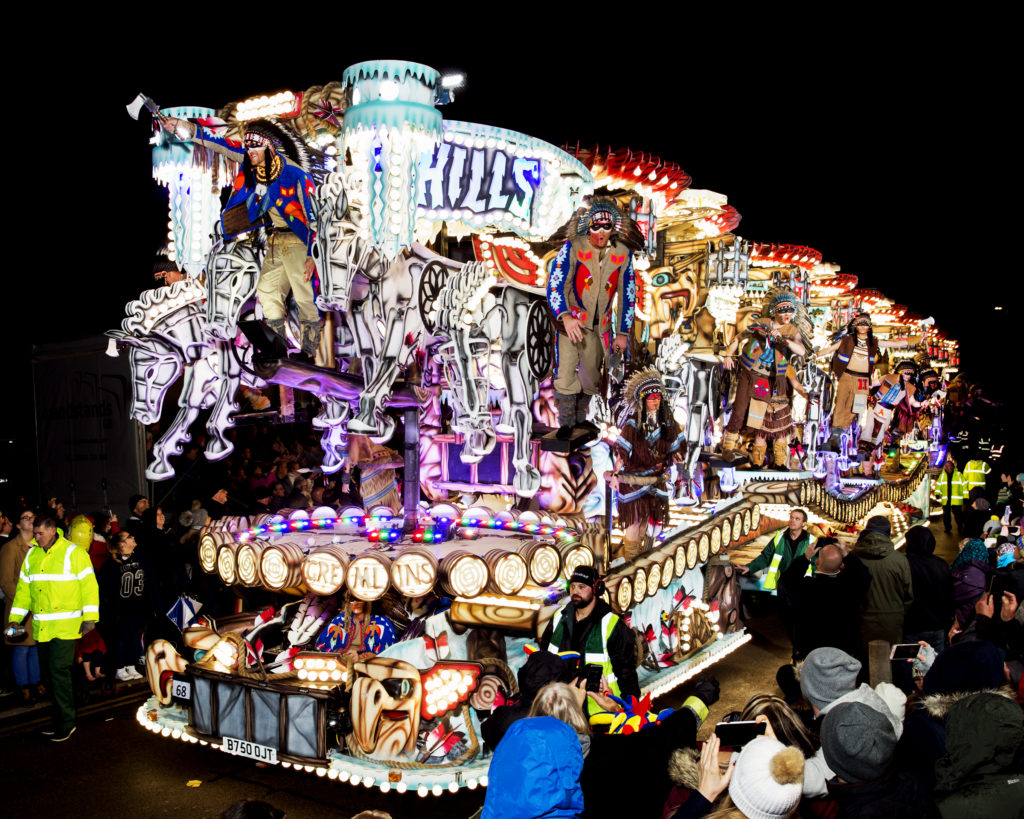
[611,369,684,560]
[722,288,810,469]
[547,199,636,433]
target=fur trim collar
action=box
[667,747,700,788]
[920,686,1016,718]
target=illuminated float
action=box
[119,60,957,795]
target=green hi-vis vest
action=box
[763,530,816,591]
[10,533,99,642]
[963,459,991,490]
[547,608,623,696]
[933,470,965,506]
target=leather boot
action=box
[555,392,577,439]
[295,320,323,364]
[266,318,287,343]
[576,394,598,434]
[772,439,789,471]
[751,439,767,469]
[721,431,742,461]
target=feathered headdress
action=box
[760,286,813,359]
[616,367,668,429]
[553,196,646,251]
[240,117,332,183]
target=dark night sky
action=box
[4,16,1016,419]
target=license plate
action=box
[222,737,278,764]
[171,679,191,701]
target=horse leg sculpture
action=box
[501,288,541,497]
[314,397,351,474]
[205,340,241,461]
[147,356,218,481]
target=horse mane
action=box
[122,278,206,336]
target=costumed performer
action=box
[721,288,810,469]
[608,368,684,561]
[818,311,920,444]
[547,199,637,438]
[316,597,397,664]
[161,116,322,360]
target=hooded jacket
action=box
[482,717,583,819]
[934,691,1024,818]
[853,531,913,643]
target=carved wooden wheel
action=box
[417,261,448,334]
[526,299,554,380]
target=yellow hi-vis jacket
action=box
[963,459,991,491]
[933,470,965,507]
[9,531,99,642]
[749,530,816,591]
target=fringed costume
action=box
[613,369,684,530]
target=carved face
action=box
[146,638,189,705]
[350,658,422,758]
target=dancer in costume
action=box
[721,288,810,469]
[547,199,637,438]
[608,369,684,561]
[161,116,322,360]
[818,311,919,443]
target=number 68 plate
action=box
[222,736,278,764]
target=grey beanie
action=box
[821,701,896,783]
[863,515,891,536]
[799,647,861,710]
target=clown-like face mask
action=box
[350,658,422,758]
[588,211,614,248]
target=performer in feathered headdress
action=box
[608,368,684,561]
[721,288,810,469]
[546,198,637,439]
[160,115,322,361]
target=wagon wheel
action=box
[417,261,448,334]
[525,300,554,381]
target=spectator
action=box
[961,494,991,542]
[951,538,993,631]
[974,589,1024,685]
[482,716,584,819]
[777,536,871,660]
[933,691,1024,817]
[821,701,938,817]
[852,515,913,651]
[671,735,804,819]
[0,506,12,547]
[796,647,906,797]
[481,651,570,750]
[894,639,1009,790]
[124,494,149,537]
[266,482,287,512]
[902,526,954,651]
[0,507,41,704]
[98,530,151,681]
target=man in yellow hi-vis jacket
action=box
[8,513,99,741]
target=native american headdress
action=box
[759,286,813,360]
[242,118,312,171]
[545,196,646,251]
[616,367,668,429]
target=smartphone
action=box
[889,643,921,661]
[715,720,766,748]
[584,664,603,693]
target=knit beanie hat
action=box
[921,639,1006,696]
[862,515,891,536]
[799,647,861,710]
[129,494,147,513]
[728,736,804,819]
[820,701,896,783]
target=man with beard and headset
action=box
[539,565,639,700]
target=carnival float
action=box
[114,60,959,796]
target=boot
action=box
[266,317,288,343]
[555,392,577,439]
[750,439,767,469]
[576,394,598,434]
[721,431,742,461]
[772,439,789,471]
[294,320,323,364]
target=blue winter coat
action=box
[482,717,584,819]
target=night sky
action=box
[3,19,1016,492]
